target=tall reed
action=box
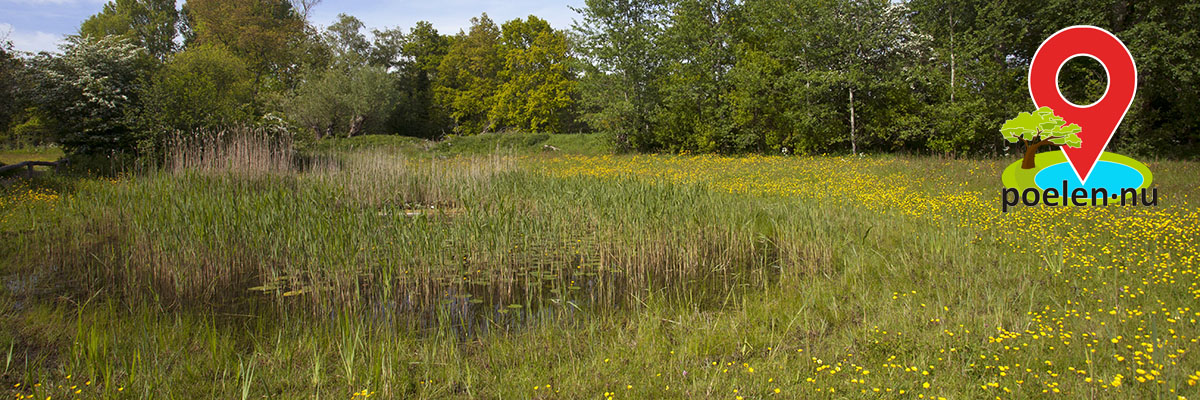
[165,127,297,176]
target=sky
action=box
[0,0,586,54]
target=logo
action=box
[1000,26,1156,212]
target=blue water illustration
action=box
[1035,161,1144,198]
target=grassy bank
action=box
[1,142,1197,398]
[0,146,64,165]
[304,133,611,158]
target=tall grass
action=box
[2,136,1196,398]
[30,131,828,325]
[165,128,297,175]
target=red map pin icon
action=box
[1029,26,1137,183]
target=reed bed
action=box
[165,128,298,176]
[26,132,829,326]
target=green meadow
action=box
[1,136,1197,399]
[4,0,1198,397]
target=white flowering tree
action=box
[29,35,149,154]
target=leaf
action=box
[1055,123,1082,136]
[282,289,309,297]
[1000,107,1085,148]
[1000,111,1039,141]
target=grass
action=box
[0,146,64,165]
[303,133,612,158]
[0,146,66,178]
[302,135,430,156]
[429,132,611,156]
[1,136,1198,398]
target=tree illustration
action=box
[1000,106,1083,169]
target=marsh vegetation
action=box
[2,135,1198,398]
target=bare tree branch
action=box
[291,0,322,20]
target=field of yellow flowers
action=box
[1,150,1197,399]
[537,154,1199,398]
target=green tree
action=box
[0,37,18,139]
[908,0,1045,156]
[380,22,451,138]
[367,26,405,70]
[491,16,578,133]
[7,110,54,148]
[1000,106,1082,169]
[435,14,505,135]
[285,66,398,138]
[721,0,928,155]
[804,0,927,155]
[730,0,833,154]
[324,14,371,65]
[138,44,255,134]
[655,0,740,152]
[79,0,179,61]
[572,0,669,150]
[726,47,812,153]
[182,0,306,87]
[1112,1,1200,156]
[27,36,150,155]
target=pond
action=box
[1034,160,1144,198]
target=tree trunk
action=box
[950,52,956,103]
[348,115,365,138]
[849,87,857,155]
[949,6,956,103]
[1022,140,1050,169]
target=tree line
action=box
[0,0,1195,159]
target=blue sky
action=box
[1,0,585,53]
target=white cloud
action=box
[0,23,64,53]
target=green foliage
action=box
[23,0,1197,159]
[490,16,579,134]
[138,44,256,135]
[6,109,54,148]
[655,0,740,152]
[1000,106,1083,147]
[324,14,370,65]
[906,0,1054,156]
[285,65,398,139]
[391,22,451,139]
[435,14,505,135]
[27,35,150,155]
[427,14,582,137]
[572,0,669,151]
[1112,1,1200,156]
[574,0,927,154]
[727,49,792,152]
[0,38,18,140]
[182,0,305,84]
[79,0,179,61]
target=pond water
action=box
[1035,161,1144,198]
[245,235,779,339]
